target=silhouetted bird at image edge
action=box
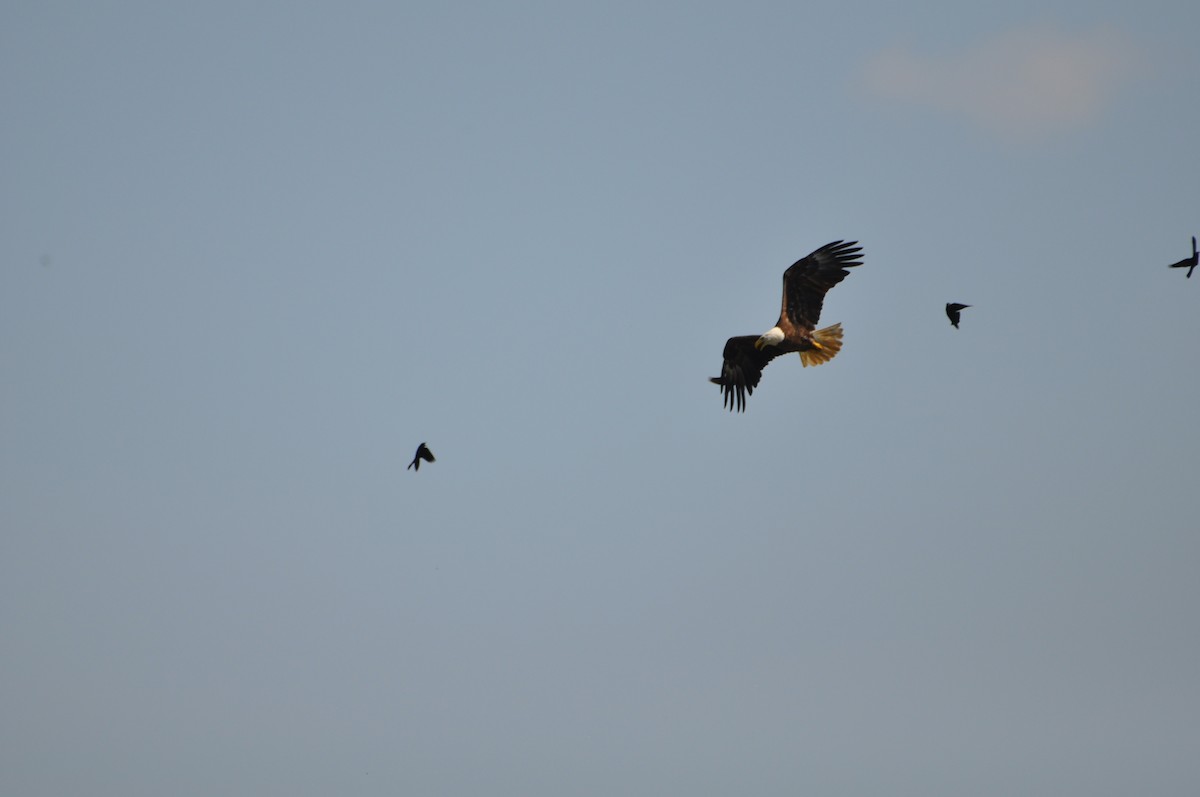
[710,240,864,412]
[1167,236,1198,278]
[408,442,435,471]
[946,302,971,329]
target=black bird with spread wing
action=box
[945,302,971,328]
[407,442,436,471]
[710,240,863,412]
[1168,236,1198,279]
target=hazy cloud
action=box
[861,26,1143,140]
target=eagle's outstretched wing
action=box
[780,240,863,331]
[710,336,787,412]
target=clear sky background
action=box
[3,2,1198,795]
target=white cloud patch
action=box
[861,26,1142,140]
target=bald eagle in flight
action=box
[711,240,863,412]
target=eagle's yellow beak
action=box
[753,338,765,350]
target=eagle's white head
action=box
[755,326,785,350]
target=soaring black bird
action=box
[1168,236,1198,279]
[710,240,864,412]
[407,442,436,471]
[945,303,971,328]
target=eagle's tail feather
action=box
[800,323,843,368]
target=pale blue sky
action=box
[3,2,1198,795]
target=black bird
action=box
[945,302,971,329]
[1168,236,1198,279]
[407,442,435,471]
